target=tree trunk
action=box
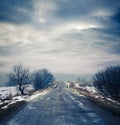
[21,88,25,95]
[19,85,25,95]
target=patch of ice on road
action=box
[27,104,36,110]
[80,104,91,111]
[86,113,104,124]
[7,120,19,125]
[69,93,91,111]
[71,96,84,106]
[80,113,102,124]
[88,112,98,117]
[77,101,84,106]
[46,97,50,100]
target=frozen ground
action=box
[0,86,18,100]
[5,83,120,125]
[82,85,97,93]
[68,82,120,106]
[0,84,53,111]
[0,85,34,109]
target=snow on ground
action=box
[0,85,34,109]
[74,83,80,88]
[74,82,120,106]
[81,86,97,93]
[0,86,17,100]
[0,84,52,110]
[65,81,71,88]
[0,85,34,99]
[78,82,98,94]
[66,81,97,94]
[28,89,51,101]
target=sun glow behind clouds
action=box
[74,24,98,30]
[0,0,120,74]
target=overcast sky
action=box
[0,0,120,74]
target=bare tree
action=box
[8,64,31,95]
[33,69,55,90]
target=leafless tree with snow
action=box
[8,64,31,95]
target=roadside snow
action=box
[83,86,97,93]
[65,81,70,88]
[74,83,80,88]
[13,96,25,101]
[0,85,33,109]
[28,89,50,101]
[0,85,52,110]
[76,83,97,94]
[0,86,17,99]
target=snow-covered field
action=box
[0,85,34,110]
[0,85,34,99]
[0,86,18,100]
[0,84,53,111]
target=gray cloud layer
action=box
[0,0,120,74]
[0,0,34,24]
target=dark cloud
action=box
[0,0,34,24]
[54,0,120,19]
[111,8,120,23]
[110,8,120,31]
[55,1,92,18]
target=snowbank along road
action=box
[3,83,120,125]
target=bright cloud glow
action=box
[0,0,120,74]
[74,24,98,30]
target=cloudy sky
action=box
[0,0,120,74]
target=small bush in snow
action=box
[93,65,120,101]
[7,92,13,100]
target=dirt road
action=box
[5,83,120,125]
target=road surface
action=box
[4,83,120,125]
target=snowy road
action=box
[4,83,120,125]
